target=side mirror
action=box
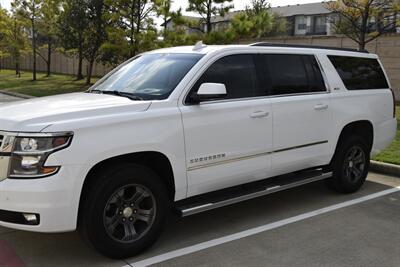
[188,83,227,104]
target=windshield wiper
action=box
[88,90,144,101]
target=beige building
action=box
[163,2,400,37]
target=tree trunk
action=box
[77,41,84,80]
[206,17,212,33]
[358,41,365,51]
[129,2,135,58]
[206,0,212,33]
[46,42,52,77]
[31,1,37,81]
[358,6,369,52]
[32,21,37,81]
[15,61,20,77]
[130,23,135,57]
[359,20,366,51]
[163,15,168,38]
[132,0,141,56]
[86,59,94,85]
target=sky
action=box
[0,0,323,12]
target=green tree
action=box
[270,13,287,36]
[186,0,234,33]
[83,0,109,85]
[158,0,173,38]
[326,0,400,51]
[0,8,10,62]
[108,0,159,57]
[229,0,286,39]
[203,30,235,44]
[58,0,88,80]
[13,0,43,81]
[161,26,201,47]
[99,27,129,66]
[0,8,28,76]
[37,0,61,76]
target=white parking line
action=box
[125,186,400,267]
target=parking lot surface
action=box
[0,172,397,267]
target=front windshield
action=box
[90,53,203,100]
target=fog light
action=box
[21,156,40,169]
[23,213,38,223]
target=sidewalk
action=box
[0,92,23,103]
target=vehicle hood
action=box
[0,93,151,132]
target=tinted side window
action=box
[190,55,263,101]
[263,54,326,96]
[328,55,389,90]
[303,56,326,92]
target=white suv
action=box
[0,43,396,258]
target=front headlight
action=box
[9,132,73,178]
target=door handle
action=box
[250,111,270,118]
[314,104,329,111]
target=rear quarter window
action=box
[328,55,389,90]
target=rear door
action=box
[261,54,333,175]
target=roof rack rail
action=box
[249,42,369,53]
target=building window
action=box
[297,16,307,30]
[314,16,327,34]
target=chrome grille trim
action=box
[0,131,13,181]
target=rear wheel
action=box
[79,163,169,259]
[327,135,370,193]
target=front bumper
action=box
[0,165,85,233]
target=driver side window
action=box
[188,54,262,102]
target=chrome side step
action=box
[175,171,332,217]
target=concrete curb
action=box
[0,90,35,99]
[370,160,400,178]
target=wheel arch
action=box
[330,120,374,164]
[77,151,176,225]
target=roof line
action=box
[249,42,368,53]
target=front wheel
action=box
[79,163,169,259]
[327,135,370,193]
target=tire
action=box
[78,163,169,259]
[327,135,370,193]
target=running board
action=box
[175,170,332,217]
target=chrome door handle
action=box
[314,104,329,111]
[250,111,270,118]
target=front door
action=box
[179,54,273,197]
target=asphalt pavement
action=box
[0,173,397,267]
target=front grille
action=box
[0,132,14,153]
[0,132,11,181]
